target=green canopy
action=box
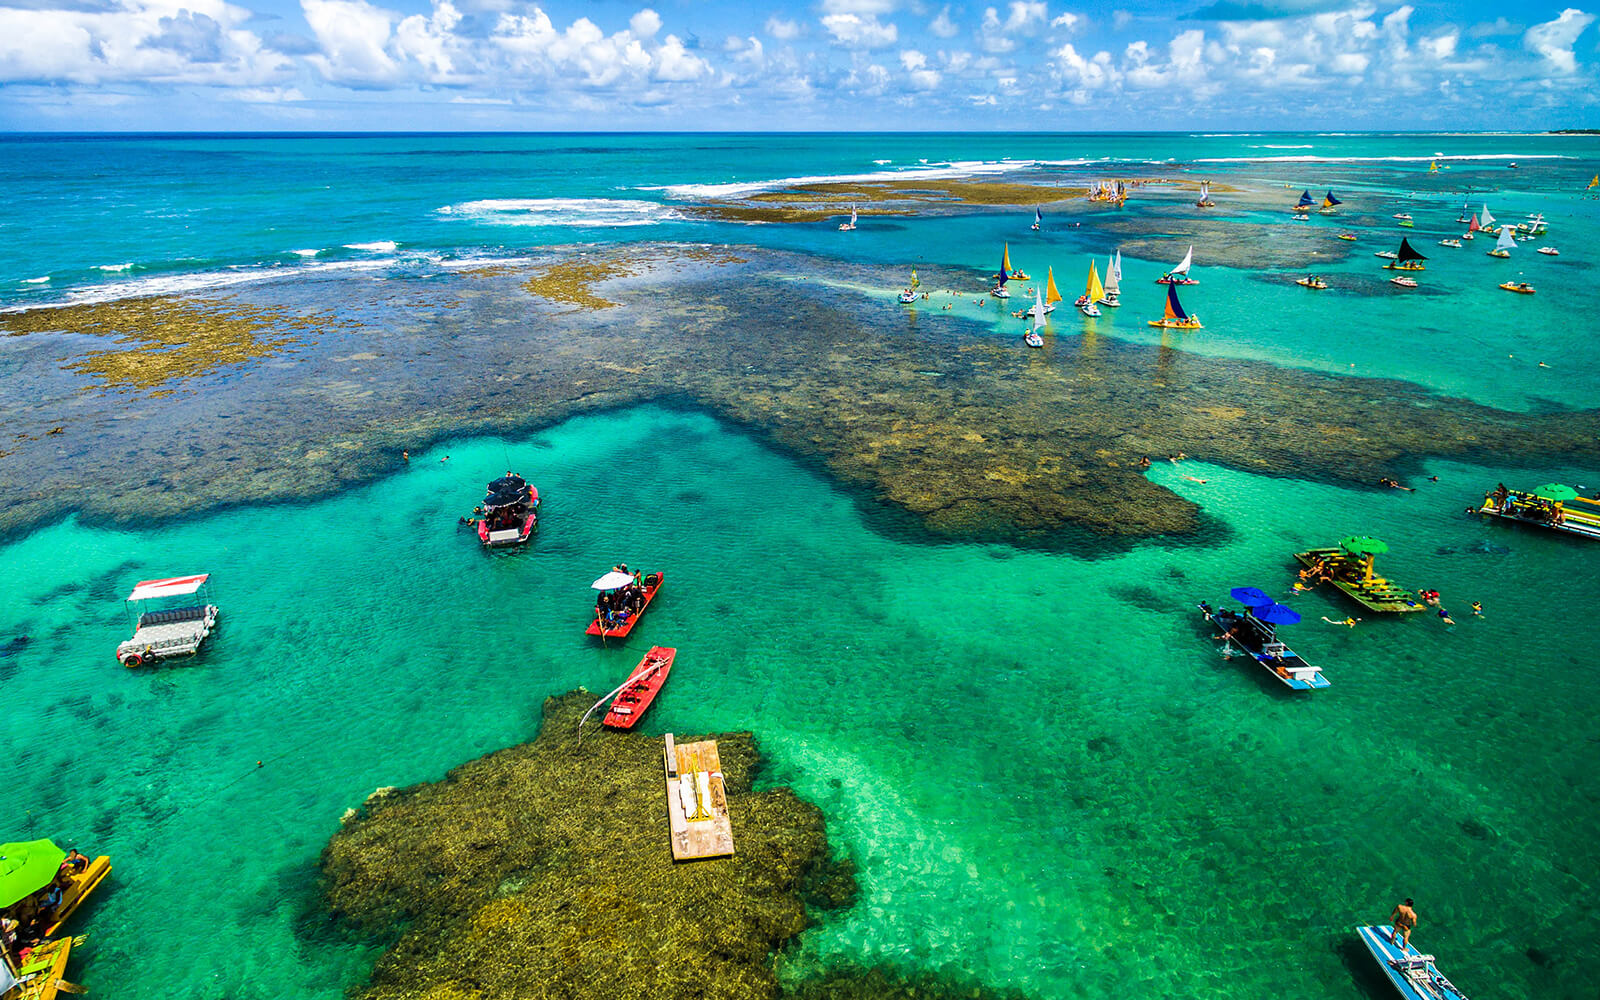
[0,839,65,908]
[1533,483,1579,503]
[1338,535,1389,556]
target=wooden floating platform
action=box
[662,733,735,862]
[12,935,80,1000]
[1294,549,1424,613]
[1479,493,1600,541]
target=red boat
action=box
[586,571,664,638]
[602,646,677,729]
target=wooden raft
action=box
[12,935,80,1000]
[663,733,735,862]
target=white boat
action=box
[1032,288,1049,333]
[1079,260,1104,316]
[115,574,220,667]
[1292,212,1310,221]
[1392,213,1412,220]
[1390,276,1418,287]
[1024,331,1044,348]
[990,285,1011,298]
[1029,268,1059,317]
[1102,252,1122,307]
[1487,226,1516,258]
[1537,246,1560,256]
[1157,245,1198,285]
[1375,250,1399,260]
[838,205,857,231]
[1437,239,1461,248]
[1355,925,1471,1000]
[1456,201,1472,224]
[898,267,921,303]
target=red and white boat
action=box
[602,646,677,729]
[587,570,665,638]
[476,473,539,546]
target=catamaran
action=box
[1319,190,1342,214]
[1148,282,1201,329]
[1383,238,1427,271]
[1078,260,1104,317]
[1031,207,1042,231]
[1487,225,1516,258]
[1101,253,1121,307]
[838,205,857,231]
[898,267,921,303]
[1156,245,1198,285]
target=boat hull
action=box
[1478,493,1600,540]
[1356,925,1469,1000]
[1148,319,1202,329]
[587,574,664,638]
[602,646,677,729]
[1199,605,1328,690]
[44,855,112,936]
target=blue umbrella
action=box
[1253,603,1302,625]
[1229,586,1275,607]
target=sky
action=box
[0,0,1596,130]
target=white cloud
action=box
[765,15,801,39]
[1524,7,1595,73]
[821,0,896,13]
[900,47,941,87]
[821,12,897,47]
[929,6,957,37]
[304,0,399,84]
[1051,12,1079,31]
[629,8,661,39]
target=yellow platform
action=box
[44,856,110,937]
[11,935,82,1000]
[662,734,735,862]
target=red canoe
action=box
[586,572,664,638]
[602,646,677,729]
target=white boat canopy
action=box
[127,574,210,602]
[592,571,636,591]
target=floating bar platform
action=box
[1478,491,1600,541]
[12,936,80,1000]
[44,855,111,936]
[1294,549,1424,613]
[662,733,735,862]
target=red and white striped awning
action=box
[127,574,210,602]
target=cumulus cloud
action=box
[821,12,897,47]
[929,6,957,37]
[900,47,941,87]
[1524,7,1595,73]
[765,15,801,39]
[629,8,660,39]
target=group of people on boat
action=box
[1,848,89,958]
[594,564,649,629]
[1483,483,1568,524]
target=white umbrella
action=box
[591,571,635,591]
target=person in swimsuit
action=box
[1390,898,1418,951]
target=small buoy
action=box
[256,760,264,767]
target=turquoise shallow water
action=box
[3,406,1597,999]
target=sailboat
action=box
[1319,190,1342,215]
[1294,190,1314,212]
[1456,201,1472,224]
[898,267,921,303]
[1156,245,1198,285]
[1031,208,1042,231]
[1078,261,1105,316]
[1148,282,1201,329]
[1002,243,1028,280]
[1487,225,1516,258]
[1478,204,1497,234]
[1589,175,1598,191]
[1463,213,1481,240]
[1028,266,1060,316]
[1429,160,1439,172]
[838,205,857,231]
[990,251,1011,298]
[1024,288,1047,347]
[1102,253,1121,307]
[1196,181,1215,208]
[1382,238,1428,271]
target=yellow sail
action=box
[1003,243,1013,273]
[1086,261,1104,303]
[1045,267,1062,304]
[1429,161,1438,172]
[1590,175,1599,189]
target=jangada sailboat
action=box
[1024,288,1047,347]
[1487,225,1516,258]
[898,267,921,303]
[1463,213,1481,240]
[1102,252,1122,307]
[838,205,857,231]
[990,254,1011,298]
[1030,267,1060,317]
[1196,181,1215,208]
[1078,260,1105,317]
[1319,190,1342,215]
[1003,242,1028,280]
[1478,203,1497,234]
[1148,282,1201,329]
[1156,245,1198,285]
[1457,201,1473,224]
[1031,207,1042,231]
[1382,238,1428,271]
[1295,189,1315,212]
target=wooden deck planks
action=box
[662,735,735,862]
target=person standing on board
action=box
[1390,898,1418,952]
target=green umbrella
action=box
[1533,483,1579,503]
[1338,535,1390,556]
[0,839,65,908]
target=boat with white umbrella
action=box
[587,567,665,639]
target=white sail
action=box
[1034,288,1046,330]
[1103,255,1120,295]
[1479,204,1495,227]
[850,205,858,225]
[1172,244,1194,275]
[1113,250,1123,284]
[1496,226,1516,251]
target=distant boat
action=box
[1295,189,1315,211]
[1429,160,1439,172]
[1030,267,1060,317]
[1464,213,1481,240]
[1398,218,1413,228]
[1319,190,1342,214]
[838,205,857,231]
[1196,180,1215,208]
[1537,246,1560,256]
[1437,238,1461,248]
[1499,280,1535,294]
[1296,275,1328,289]
[1292,211,1310,221]
[1374,250,1399,260]
[1479,203,1497,233]
[1101,253,1121,307]
[1001,242,1028,279]
[1589,175,1599,191]
[1383,238,1428,271]
[898,267,921,303]
[1079,260,1104,316]
[1390,275,1418,288]
[991,249,1012,297]
[1456,201,1472,224]
[1156,244,1198,285]
[1336,233,1357,241]
[1148,282,1201,329]
[1031,207,1042,231]
[1392,213,1412,220]
[1487,226,1516,258]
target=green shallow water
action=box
[3,406,1598,999]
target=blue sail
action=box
[1323,190,1342,207]
[1296,189,1314,207]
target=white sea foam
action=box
[344,240,398,252]
[1193,153,1569,164]
[873,159,891,165]
[96,262,135,272]
[1,258,403,313]
[290,248,321,257]
[651,159,1046,200]
[22,276,50,284]
[1255,144,1313,149]
[438,197,682,227]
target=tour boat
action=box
[898,267,921,303]
[1148,282,1201,329]
[1498,281,1535,294]
[1197,598,1328,690]
[1382,238,1427,271]
[1477,484,1600,540]
[838,205,856,231]
[602,646,677,729]
[1293,541,1423,613]
[1295,276,1328,289]
[1437,238,1461,248]
[588,571,665,638]
[1356,925,1471,1000]
[115,574,219,667]
[1390,276,1418,288]
[1487,226,1516,258]
[477,473,539,547]
[1537,246,1559,256]
[1155,244,1198,285]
